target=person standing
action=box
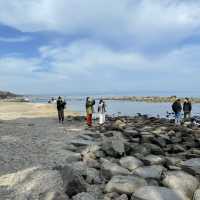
[183,98,192,120]
[98,99,106,125]
[57,96,66,124]
[172,99,182,125]
[86,97,95,127]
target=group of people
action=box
[56,96,106,126]
[172,97,192,125]
[56,96,193,126]
[85,97,106,127]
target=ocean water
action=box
[29,96,200,118]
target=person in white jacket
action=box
[98,99,106,125]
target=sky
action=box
[0,0,200,95]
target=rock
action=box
[150,137,166,148]
[131,145,150,157]
[56,165,87,197]
[181,158,200,175]
[86,184,104,199]
[193,188,200,200]
[116,194,129,200]
[101,159,131,179]
[104,192,120,199]
[69,139,98,147]
[142,155,165,165]
[166,157,182,167]
[105,175,147,194]
[144,143,164,155]
[162,171,199,199]
[72,192,95,200]
[132,186,189,200]
[112,120,126,130]
[102,133,125,157]
[0,166,68,200]
[119,156,143,171]
[132,165,165,179]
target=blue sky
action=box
[0,0,200,95]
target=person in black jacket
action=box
[183,98,192,120]
[172,99,182,125]
[57,96,66,124]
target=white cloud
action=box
[0,0,200,50]
[1,39,200,94]
[0,36,32,43]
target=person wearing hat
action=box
[172,98,182,125]
[57,96,66,124]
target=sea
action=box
[27,91,200,118]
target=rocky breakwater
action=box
[1,115,200,200]
[102,96,200,103]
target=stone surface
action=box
[132,186,189,200]
[119,156,143,171]
[181,158,200,175]
[101,159,131,179]
[162,171,199,199]
[105,175,147,194]
[132,165,165,179]
[0,166,68,200]
[142,155,165,165]
[72,192,95,200]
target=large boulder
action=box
[132,186,189,200]
[132,165,165,180]
[0,166,68,200]
[101,159,131,179]
[119,156,143,171]
[181,158,200,175]
[105,175,147,194]
[101,132,125,157]
[162,171,199,199]
[56,165,87,198]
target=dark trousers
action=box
[58,109,64,123]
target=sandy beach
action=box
[0,102,79,120]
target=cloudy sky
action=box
[0,0,200,95]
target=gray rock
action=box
[119,156,143,171]
[162,171,199,199]
[57,165,87,197]
[132,165,165,179]
[193,188,200,200]
[0,166,68,200]
[102,132,125,157]
[105,175,147,194]
[132,186,189,200]
[101,159,131,179]
[72,192,95,200]
[116,194,129,200]
[181,158,200,175]
[142,155,165,165]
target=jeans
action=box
[184,112,191,120]
[175,112,181,125]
